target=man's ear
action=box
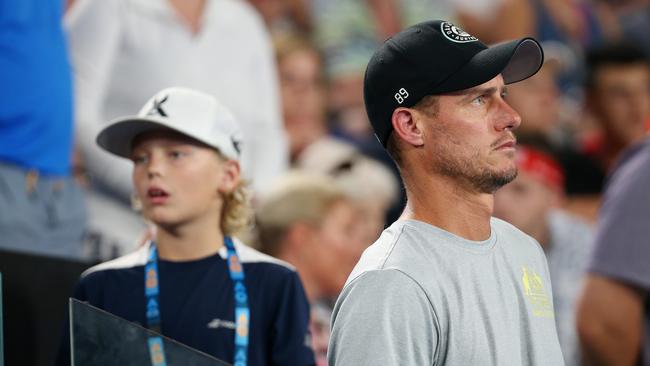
[392,107,424,147]
[218,159,241,194]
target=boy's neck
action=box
[154,217,225,261]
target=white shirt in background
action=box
[66,0,288,199]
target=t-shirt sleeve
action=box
[328,269,438,366]
[588,147,650,291]
[269,270,315,366]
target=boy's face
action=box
[130,130,237,228]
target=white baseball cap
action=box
[96,87,242,160]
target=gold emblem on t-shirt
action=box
[521,266,554,318]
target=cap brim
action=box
[96,117,180,158]
[432,37,544,93]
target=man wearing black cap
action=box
[328,20,564,365]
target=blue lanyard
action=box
[144,237,250,366]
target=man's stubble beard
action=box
[432,143,518,194]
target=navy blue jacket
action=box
[56,239,315,365]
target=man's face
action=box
[589,63,650,147]
[417,75,522,193]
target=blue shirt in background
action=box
[0,0,73,176]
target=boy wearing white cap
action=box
[56,87,315,366]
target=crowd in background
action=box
[1,0,649,365]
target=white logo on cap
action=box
[440,22,478,43]
[394,88,409,104]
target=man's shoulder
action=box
[329,267,439,366]
[490,217,546,260]
[345,221,413,285]
[491,216,528,237]
[491,217,539,244]
[335,268,433,323]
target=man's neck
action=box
[401,172,494,241]
[154,215,225,261]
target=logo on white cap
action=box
[440,22,478,43]
[147,95,169,117]
[98,87,243,161]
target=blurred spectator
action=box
[454,0,536,43]
[533,0,605,48]
[531,0,610,95]
[508,40,585,143]
[273,32,405,228]
[304,1,455,226]
[494,143,594,366]
[577,136,650,365]
[275,34,328,162]
[582,42,650,170]
[65,0,288,257]
[311,0,453,144]
[508,49,565,144]
[561,42,649,222]
[0,0,86,259]
[309,301,333,366]
[257,172,364,302]
[595,0,650,57]
[256,172,365,365]
[247,0,312,35]
[296,138,400,243]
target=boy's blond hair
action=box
[221,179,252,236]
[212,144,252,237]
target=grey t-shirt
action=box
[328,218,564,365]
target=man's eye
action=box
[471,95,485,105]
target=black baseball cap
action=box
[364,20,544,147]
